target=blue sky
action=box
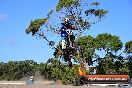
[0,0,132,63]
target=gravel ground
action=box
[0,84,118,88]
[0,81,119,88]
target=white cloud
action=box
[0,14,8,21]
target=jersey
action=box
[61,29,68,38]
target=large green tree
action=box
[96,35,132,75]
[74,33,123,66]
[125,41,132,54]
[94,33,124,74]
[25,0,108,69]
[124,41,132,77]
[74,33,126,74]
[25,0,108,49]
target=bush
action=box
[39,58,79,84]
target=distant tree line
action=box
[0,60,38,81]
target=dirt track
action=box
[0,84,118,88]
[0,81,119,88]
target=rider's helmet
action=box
[64,17,69,22]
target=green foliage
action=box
[128,61,132,77]
[62,65,79,84]
[75,33,130,75]
[95,33,123,52]
[85,9,108,18]
[56,0,79,11]
[75,33,123,65]
[26,0,108,40]
[26,18,48,35]
[77,35,95,48]
[53,42,62,58]
[39,58,79,84]
[125,41,132,54]
[91,2,100,6]
[97,53,131,75]
[0,55,131,83]
[97,62,106,74]
[75,36,95,63]
[53,33,123,66]
[0,60,38,81]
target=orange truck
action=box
[75,63,130,85]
